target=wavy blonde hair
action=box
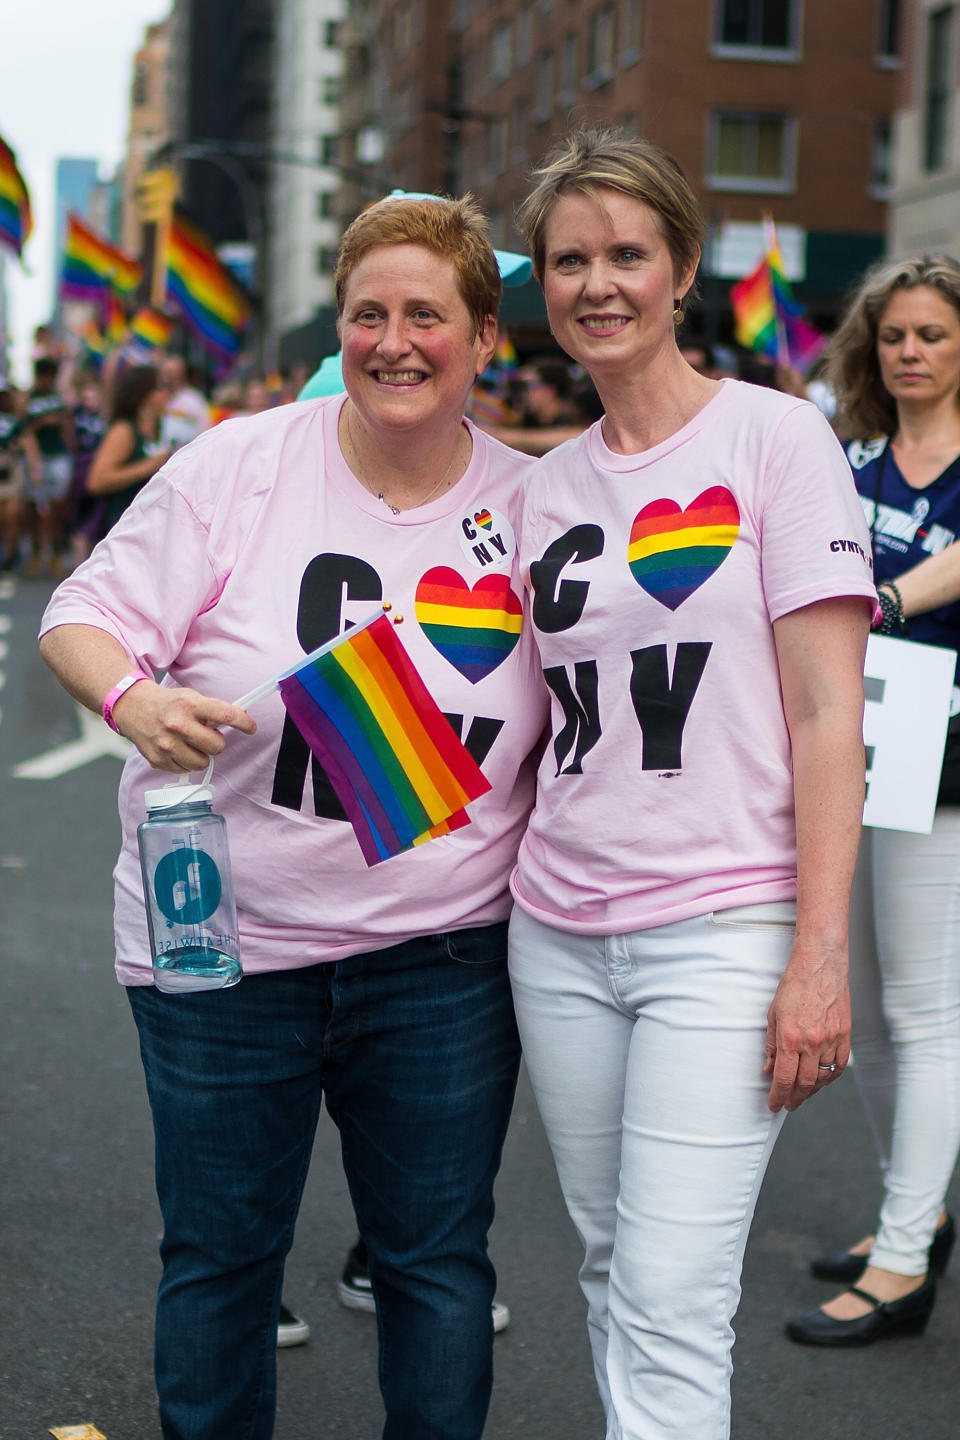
[827,253,960,439]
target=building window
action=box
[534,51,554,120]
[132,64,149,107]
[708,111,796,191]
[516,6,534,65]
[713,0,798,55]
[322,19,341,48]
[315,245,338,276]
[621,0,643,61]
[320,74,342,106]
[870,117,893,195]
[490,22,512,84]
[586,7,616,87]
[925,6,954,170]
[488,117,507,175]
[453,0,475,30]
[394,6,414,53]
[318,134,340,166]
[559,33,578,103]
[511,98,530,161]
[392,82,414,133]
[316,190,334,220]
[356,127,385,165]
[876,0,901,62]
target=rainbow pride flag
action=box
[103,291,129,344]
[130,306,175,350]
[165,214,252,363]
[730,218,825,372]
[77,320,109,362]
[0,134,32,258]
[277,614,491,865]
[61,214,142,302]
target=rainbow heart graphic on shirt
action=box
[415,567,523,682]
[628,487,740,610]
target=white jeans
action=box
[848,810,960,1274]
[508,902,795,1440]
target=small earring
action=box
[673,301,684,324]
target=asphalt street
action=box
[3,572,960,1440]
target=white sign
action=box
[863,633,956,834]
[707,222,806,280]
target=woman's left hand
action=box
[763,938,851,1112]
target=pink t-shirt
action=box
[510,379,877,934]
[41,396,547,983]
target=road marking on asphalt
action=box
[13,702,132,778]
[0,577,14,599]
[0,614,10,633]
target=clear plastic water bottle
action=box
[137,780,242,993]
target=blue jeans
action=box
[127,923,520,1440]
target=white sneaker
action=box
[276,1303,311,1347]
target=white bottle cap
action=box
[144,779,215,810]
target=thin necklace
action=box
[345,410,463,514]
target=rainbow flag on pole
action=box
[165,213,252,363]
[0,134,32,258]
[276,613,491,866]
[129,306,176,350]
[61,214,142,301]
[730,216,825,372]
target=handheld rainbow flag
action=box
[493,331,518,370]
[0,134,32,259]
[77,320,109,363]
[61,214,142,302]
[165,213,252,363]
[229,612,491,866]
[129,306,175,350]
[103,291,129,345]
[730,217,825,372]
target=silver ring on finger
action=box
[817,1062,838,1073]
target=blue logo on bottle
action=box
[153,848,222,926]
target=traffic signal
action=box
[137,168,180,223]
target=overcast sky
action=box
[1,1,169,382]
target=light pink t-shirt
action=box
[510,380,876,934]
[41,396,547,983]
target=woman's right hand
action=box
[112,678,257,772]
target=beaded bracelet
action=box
[875,581,907,636]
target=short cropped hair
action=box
[516,126,705,297]
[827,253,960,439]
[335,194,502,338]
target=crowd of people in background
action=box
[0,320,838,580]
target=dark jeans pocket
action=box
[442,921,510,967]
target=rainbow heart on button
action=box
[415,566,523,682]
[628,486,740,610]
[474,508,494,530]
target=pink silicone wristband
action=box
[102,669,150,732]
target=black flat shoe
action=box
[786,1276,936,1347]
[810,1212,955,1283]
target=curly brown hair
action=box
[827,253,960,440]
